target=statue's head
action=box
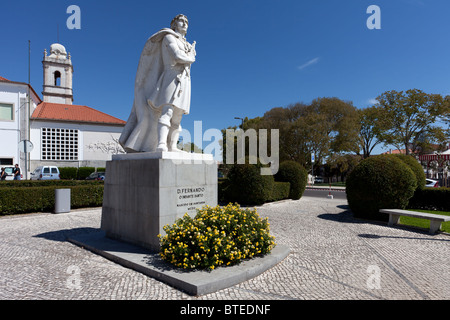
[170,14,189,36]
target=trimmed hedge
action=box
[392,154,426,190]
[0,180,103,188]
[269,182,290,202]
[0,184,104,215]
[59,167,78,180]
[275,161,308,200]
[223,163,275,205]
[220,163,291,205]
[77,167,96,180]
[408,187,450,212]
[346,155,417,222]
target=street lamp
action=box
[234,117,244,129]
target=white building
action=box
[0,43,125,178]
[0,76,41,172]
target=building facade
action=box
[30,102,125,170]
[0,43,126,178]
[0,76,41,174]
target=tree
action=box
[243,98,360,170]
[178,142,203,153]
[358,105,389,158]
[307,97,360,155]
[326,153,362,182]
[376,89,450,155]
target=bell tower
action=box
[42,43,74,104]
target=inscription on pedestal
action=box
[102,154,217,251]
[177,186,207,214]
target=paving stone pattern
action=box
[0,197,448,300]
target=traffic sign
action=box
[18,140,34,153]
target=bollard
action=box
[55,188,71,214]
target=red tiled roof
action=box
[31,102,126,125]
[381,149,407,155]
[0,76,42,103]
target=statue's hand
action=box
[190,41,196,57]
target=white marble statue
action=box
[119,14,196,153]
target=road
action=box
[303,187,347,200]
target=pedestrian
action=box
[0,167,6,181]
[12,164,21,181]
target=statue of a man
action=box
[119,14,196,153]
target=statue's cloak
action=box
[119,28,189,153]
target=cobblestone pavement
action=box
[0,197,449,300]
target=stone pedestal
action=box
[101,152,217,252]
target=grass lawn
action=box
[403,209,450,233]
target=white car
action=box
[2,166,22,181]
[30,166,61,180]
[425,179,439,188]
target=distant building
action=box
[30,102,126,170]
[42,43,74,105]
[0,43,126,178]
[382,149,408,155]
[0,76,41,170]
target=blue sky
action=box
[2,0,450,154]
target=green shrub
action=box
[0,180,103,188]
[77,167,95,180]
[159,203,276,270]
[269,182,290,202]
[392,154,426,190]
[346,155,417,222]
[70,185,104,209]
[224,163,275,205]
[217,179,229,203]
[0,184,104,215]
[274,161,308,200]
[408,187,450,212]
[59,167,78,180]
[0,187,55,215]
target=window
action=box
[41,128,79,161]
[0,103,13,121]
[54,71,61,86]
[0,158,13,165]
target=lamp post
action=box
[234,117,244,129]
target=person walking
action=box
[0,167,6,181]
[12,164,21,181]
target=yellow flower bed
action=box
[159,203,276,271]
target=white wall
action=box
[30,120,124,168]
[83,129,123,161]
[0,89,20,163]
[0,82,39,166]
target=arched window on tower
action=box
[54,71,61,86]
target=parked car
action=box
[30,166,61,180]
[425,179,439,188]
[86,172,105,181]
[314,177,324,183]
[3,166,23,181]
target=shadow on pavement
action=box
[359,233,450,242]
[34,227,99,242]
[317,205,367,224]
